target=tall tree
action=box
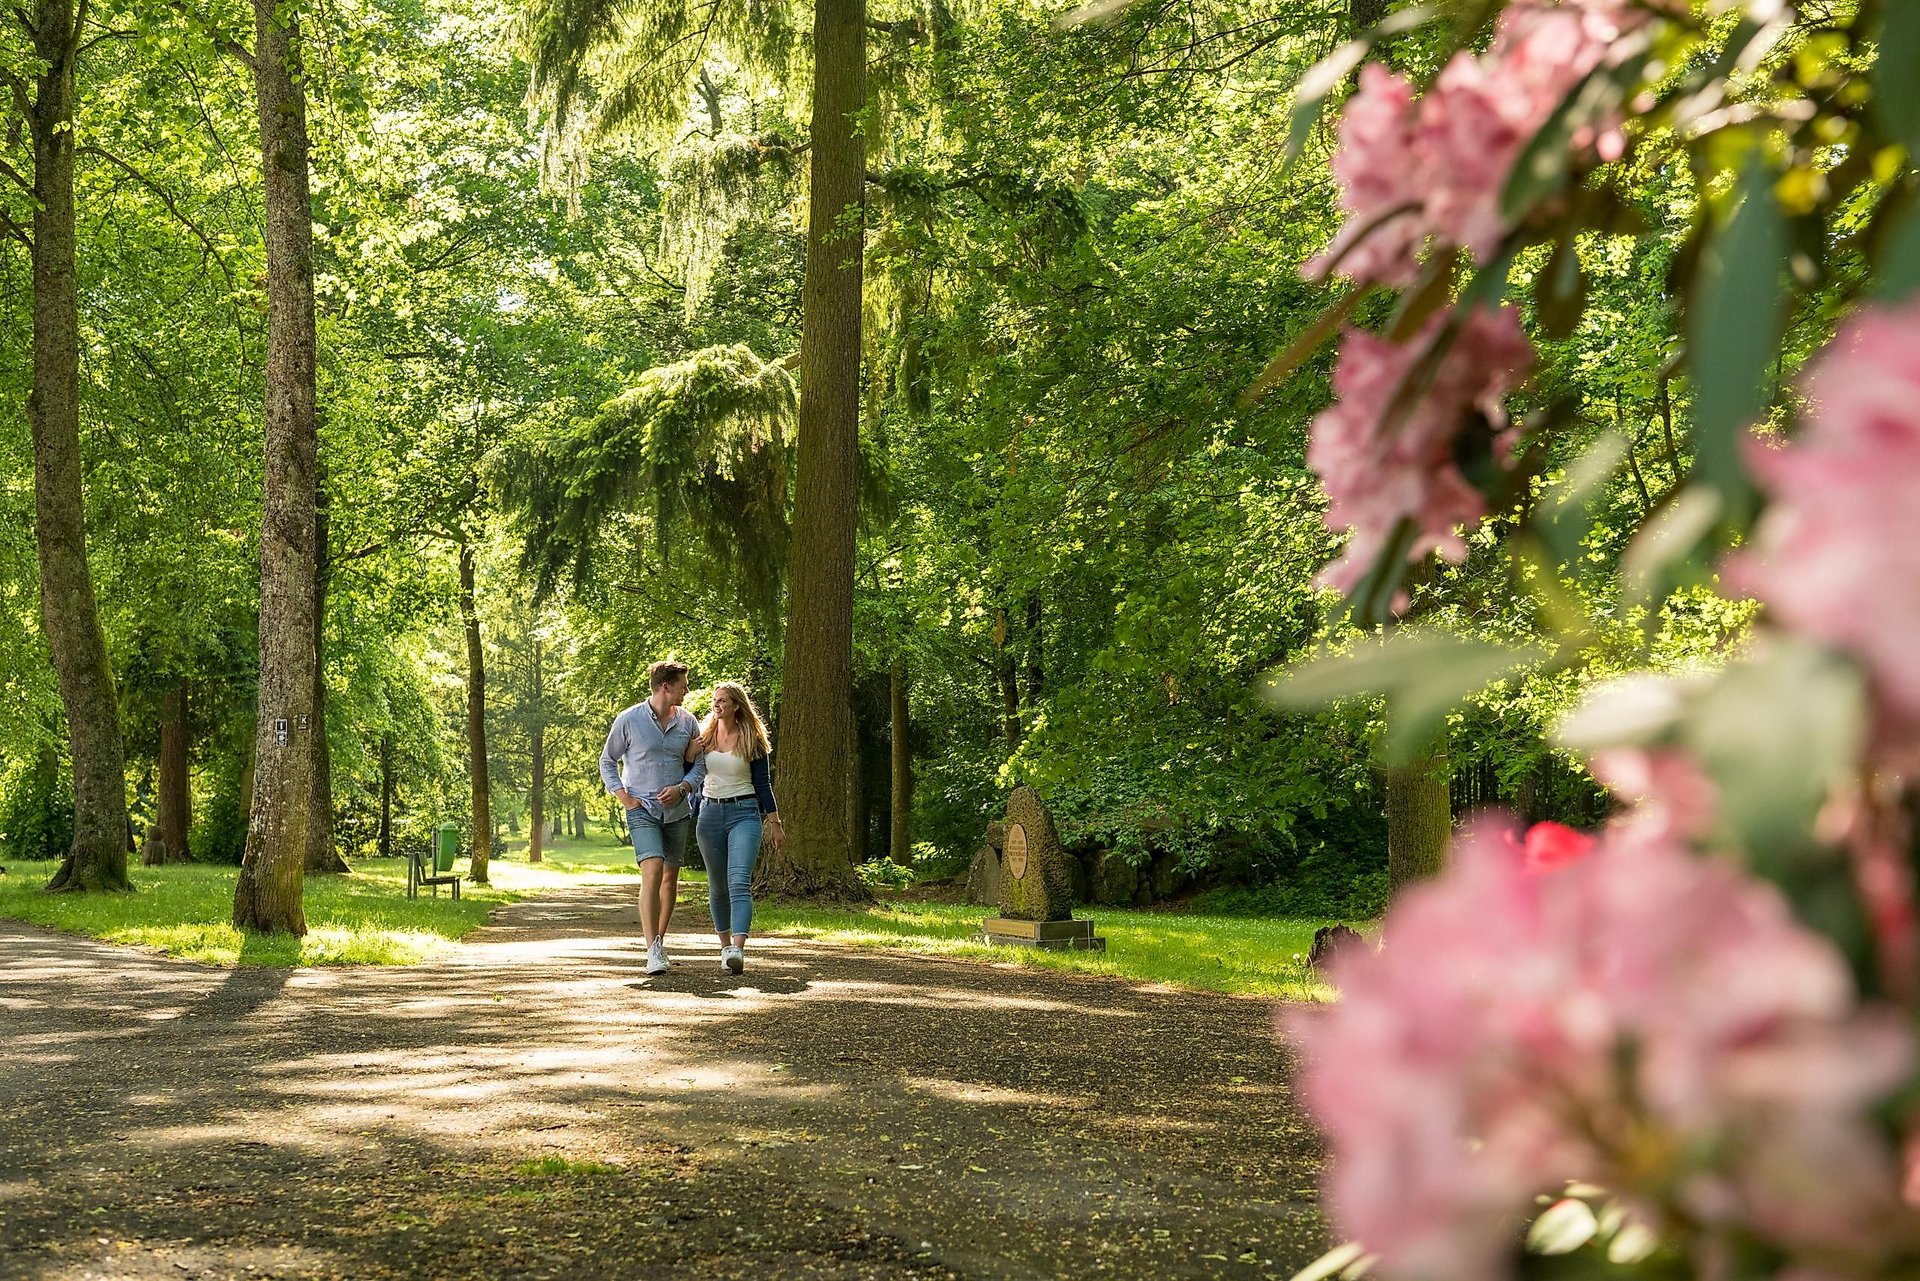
[458,541,493,885]
[528,634,545,864]
[889,658,910,865]
[306,467,348,872]
[761,0,866,895]
[232,0,320,935]
[148,682,191,865]
[1384,728,1450,898]
[11,0,134,893]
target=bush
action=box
[857,858,918,891]
[0,748,75,863]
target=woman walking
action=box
[686,681,783,974]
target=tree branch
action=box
[79,143,243,302]
[0,155,32,196]
[0,65,31,118]
[0,208,30,249]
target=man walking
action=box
[600,660,705,975]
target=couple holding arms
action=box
[599,660,783,977]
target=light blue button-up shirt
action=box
[599,701,706,823]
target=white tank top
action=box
[703,749,753,800]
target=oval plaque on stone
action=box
[1004,824,1029,880]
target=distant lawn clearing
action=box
[0,832,641,967]
[0,836,1347,998]
[754,898,1341,1000]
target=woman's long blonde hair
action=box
[699,681,771,761]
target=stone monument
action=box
[983,786,1105,951]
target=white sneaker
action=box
[722,945,744,976]
[645,941,668,976]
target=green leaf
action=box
[1683,636,1866,870]
[1869,187,1920,302]
[1687,152,1785,511]
[1526,1199,1598,1256]
[1872,2,1920,153]
[1268,630,1544,763]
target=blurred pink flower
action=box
[1313,0,1642,285]
[1285,817,1911,1281]
[1725,298,1920,766]
[1589,745,1718,844]
[1309,306,1533,595]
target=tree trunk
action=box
[572,803,584,839]
[148,682,192,865]
[889,659,911,865]
[305,471,347,874]
[529,638,544,864]
[232,0,320,935]
[29,0,132,895]
[1024,595,1043,705]
[1385,729,1451,899]
[764,0,867,900]
[458,542,492,885]
[552,811,563,840]
[848,691,869,864]
[378,733,394,859]
[996,609,1020,750]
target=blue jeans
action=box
[696,797,763,937]
[626,806,692,868]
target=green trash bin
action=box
[435,821,460,873]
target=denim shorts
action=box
[626,806,693,868]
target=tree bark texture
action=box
[147,683,192,865]
[458,542,492,885]
[29,0,133,894]
[233,0,320,935]
[889,659,911,865]
[1385,730,1451,899]
[996,609,1020,750]
[378,733,394,859]
[305,474,347,873]
[529,638,544,864]
[764,0,867,899]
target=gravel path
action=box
[0,884,1328,1280]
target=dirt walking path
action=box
[0,884,1328,1280]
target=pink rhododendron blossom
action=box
[1724,298,1920,767]
[1311,0,1643,285]
[1588,745,1718,844]
[1309,306,1533,595]
[1286,818,1911,1281]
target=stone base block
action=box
[983,916,1107,952]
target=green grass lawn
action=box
[754,899,1338,1000]
[0,831,642,967]
[0,834,1343,998]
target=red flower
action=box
[1519,821,1595,874]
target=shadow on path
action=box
[0,884,1326,1280]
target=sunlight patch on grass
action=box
[0,857,550,967]
[754,899,1344,1001]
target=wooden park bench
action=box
[405,843,463,900]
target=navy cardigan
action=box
[688,751,778,816]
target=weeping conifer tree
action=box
[507,344,797,622]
